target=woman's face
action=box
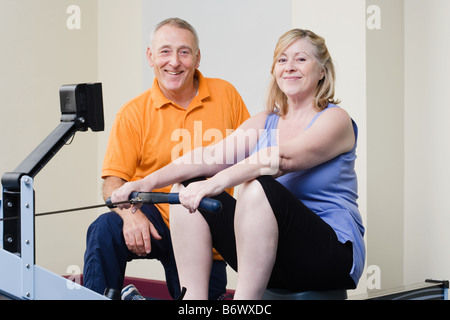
[274,38,325,103]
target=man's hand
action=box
[103,176,161,256]
[122,208,162,256]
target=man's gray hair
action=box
[150,17,200,53]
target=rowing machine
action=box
[0,83,107,300]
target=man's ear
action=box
[146,46,154,67]
[195,49,201,69]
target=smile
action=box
[283,76,302,80]
[166,70,183,75]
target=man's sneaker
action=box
[121,284,146,300]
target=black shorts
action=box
[184,176,356,291]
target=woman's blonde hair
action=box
[266,29,340,116]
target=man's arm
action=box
[103,176,161,256]
[102,176,126,204]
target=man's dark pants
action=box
[83,203,227,299]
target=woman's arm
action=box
[110,112,268,207]
[277,107,355,173]
[177,146,280,212]
[178,107,355,212]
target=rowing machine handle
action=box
[106,192,222,213]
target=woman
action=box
[112,29,365,300]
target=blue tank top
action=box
[252,104,365,285]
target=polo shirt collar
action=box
[152,69,211,110]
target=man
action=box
[83,18,250,299]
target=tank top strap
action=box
[305,104,336,130]
[264,112,280,130]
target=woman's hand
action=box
[178,178,224,213]
[110,180,146,213]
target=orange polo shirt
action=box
[102,69,250,231]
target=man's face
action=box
[147,25,200,99]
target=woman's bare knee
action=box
[170,182,184,193]
[237,179,266,201]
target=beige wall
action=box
[366,0,405,290]
[404,0,450,285]
[1,0,450,296]
[0,0,100,274]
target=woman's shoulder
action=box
[238,110,271,131]
[321,104,352,123]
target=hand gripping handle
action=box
[106,192,222,213]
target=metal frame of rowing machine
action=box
[0,83,107,300]
[0,176,106,299]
